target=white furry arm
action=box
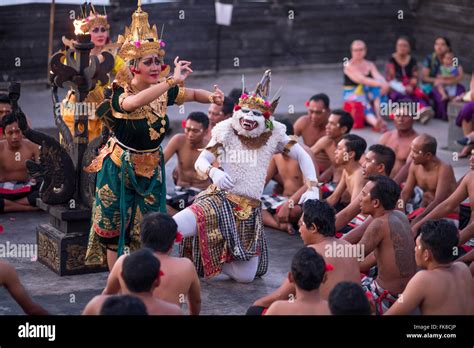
[194,149,216,174]
[286,143,320,203]
[194,142,235,190]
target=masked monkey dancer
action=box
[174,71,319,283]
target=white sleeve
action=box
[194,136,220,175]
[286,143,318,182]
[194,149,217,174]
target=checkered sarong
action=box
[404,186,423,215]
[261,194,288,214]
[166,186,202,210]
[0,180,35,194]
[179,187,268,279]
[361,276,398,315]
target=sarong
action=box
[85,139,166,266]
[0,179,40,212]
[261,193,288,214]
[361,276,398,315]
[180,185,268,279]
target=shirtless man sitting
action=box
[84,248,183,315]
[358,175,416,314]
[326,134,367,210]
[0,261,48,315]
[249,200,360,314]
[294,93,331,170]
[262,120,318,234]
[386,219,473,315]
[379,104,418,183]
[103,212,201,315]
[400,134,457,227]
[335,144,395,231]
[265,247,331,315]
[164,112,212,214]
[0,113,40,213]
[310,109,354,187]
[412,149,474,246]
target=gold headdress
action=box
[237,70,280,115]
[74,2,109,34]
[117,0,166,63]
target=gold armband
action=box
[166,77,176,87]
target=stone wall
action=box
[0,0,471,83]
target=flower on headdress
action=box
[234,105,241,111]
[175,231,184,243]
[134,41,141,48]
[160,40,166,47]
[264,100,271,107]
[241,93,248,99]
[263,111,271,120]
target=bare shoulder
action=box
[453,261,472,277]
[170,134,185,147]
[266,300,288,315]
[379,130,393,144]
[294,115,309,128]
[172,256,197,274]
[161,301,183,315]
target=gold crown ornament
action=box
[235,70,280,129]
[117,0,169,77]
[73,2,110,35]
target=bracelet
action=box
[208,94,215,104]
[287,199,295,209]
[305,180,319,189]
[119,95,126,111]
[166,77,176,87]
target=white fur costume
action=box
[174,78,319,283]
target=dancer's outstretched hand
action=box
[210,85,224,106]
[173,56,193,84]
[209,168,234,190]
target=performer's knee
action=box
[222,257,259,283]
[173,207,197,237]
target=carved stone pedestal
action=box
[36,199,106,276]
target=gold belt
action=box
[109,142,161,179]
[84,138,161,179]
[226,192,261,209]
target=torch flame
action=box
[73,19,88,35]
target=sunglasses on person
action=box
[92,27,107,33]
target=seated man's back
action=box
[386,220,474,315]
